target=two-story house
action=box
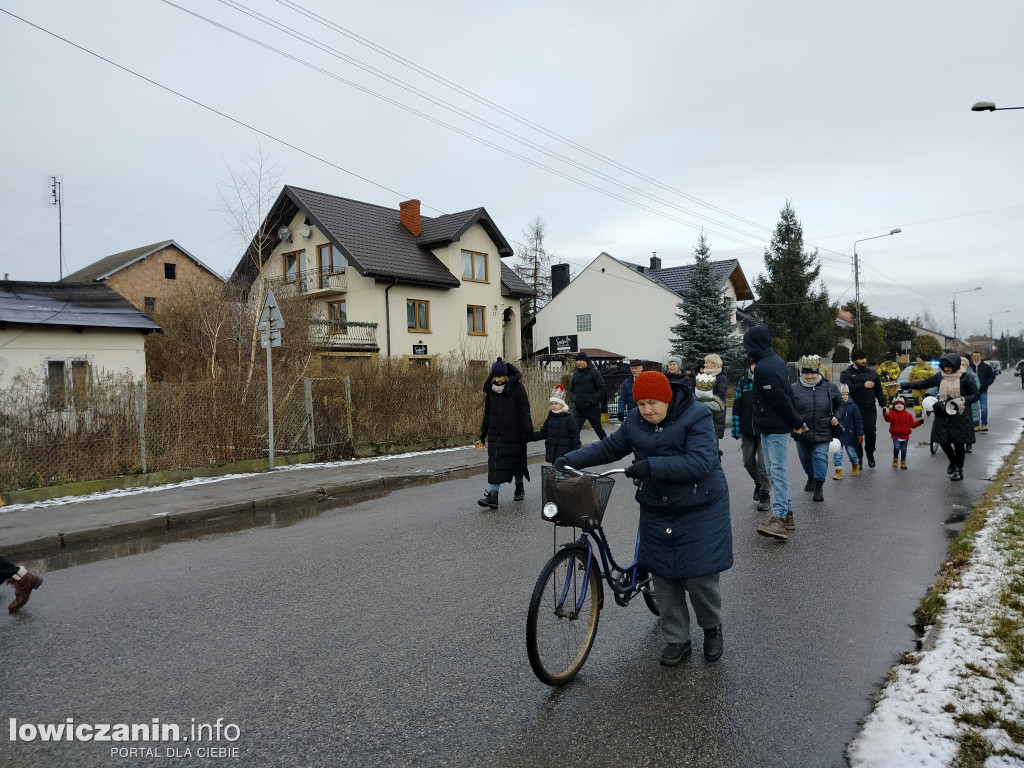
[64,240,224,315]
[226,186,532,365]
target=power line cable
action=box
[157,0,771,250]
[0,8,870,314]
[0,8,445,214]
[268,0,776,235]
[197,0,776,246]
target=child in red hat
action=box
[883,395,923,469]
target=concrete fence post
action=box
[343,376,353,442]
[136,380,147,474]
[304,377,315,451]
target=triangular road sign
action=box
[258,288,285,330]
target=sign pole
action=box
[266,313,275,470]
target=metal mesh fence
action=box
[0,362,574,492]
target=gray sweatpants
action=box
[740,434,769,487]
[651,572,722,645]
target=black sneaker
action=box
[804,477,814,492]
[752,483,762,501]
[947,464,955,475]
[867,455,876,468]
[703,626,723,662]
[659,642,692,666]
[513,482,525,501]
[951,469,964,482]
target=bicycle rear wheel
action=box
[526,548,601,686]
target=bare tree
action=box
[218,140,283,383]
[146,280,234,382]
[513,215,553,320]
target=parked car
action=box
[1016,360,1024,377]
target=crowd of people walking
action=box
[466,329,1016,665]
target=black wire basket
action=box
[540,465,616,528]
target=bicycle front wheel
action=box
[526,548,601,686]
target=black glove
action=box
[553,457,570,469]
[617,412,624,422]
[623,460,650,480]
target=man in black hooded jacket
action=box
[840,350,887,467]
[570,351,607,440]
[743,325,807,541]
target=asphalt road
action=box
[3,376,1023,768]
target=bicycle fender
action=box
[557,543,604,610]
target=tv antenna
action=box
[47,175,65,280]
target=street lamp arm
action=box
[971,101,1024,112]
[852,228,902,349]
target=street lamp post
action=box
[952,287,982,351]
[853,229,902,349]
[971,101,1024,112]
[1007,321,1024,365]
[989,310,1010,355]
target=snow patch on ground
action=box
[847,456,1024,767]
[0,445,474,514]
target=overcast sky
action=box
[1,0,1021,342]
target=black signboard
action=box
[412,344,428,355]
[549,335,578,354]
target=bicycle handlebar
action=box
[555,465,626,478]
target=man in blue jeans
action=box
[742,325,808,541]
[970,352,996,431]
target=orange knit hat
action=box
[632,371,673,403]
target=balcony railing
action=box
[266,266,347,294]
[312,319,378,350]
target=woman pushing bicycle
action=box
[555,370,732,666]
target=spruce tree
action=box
[668,232,743,369]
[753,201,837,359]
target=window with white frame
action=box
[576,314,591,332]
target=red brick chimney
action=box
[399,199,421,236]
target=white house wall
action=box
[533,253,681,364]
[0,326,147,384]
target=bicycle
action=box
[526,464,659,687]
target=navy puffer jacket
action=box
[559,379,732,580]
[571,362,606,412]
[532,410,581,462]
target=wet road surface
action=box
[3,378,1022,767]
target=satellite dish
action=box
[277,226,292,242]
[297,224,311,238]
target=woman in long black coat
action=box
[899,353,978,481]
[476,358,533,508]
